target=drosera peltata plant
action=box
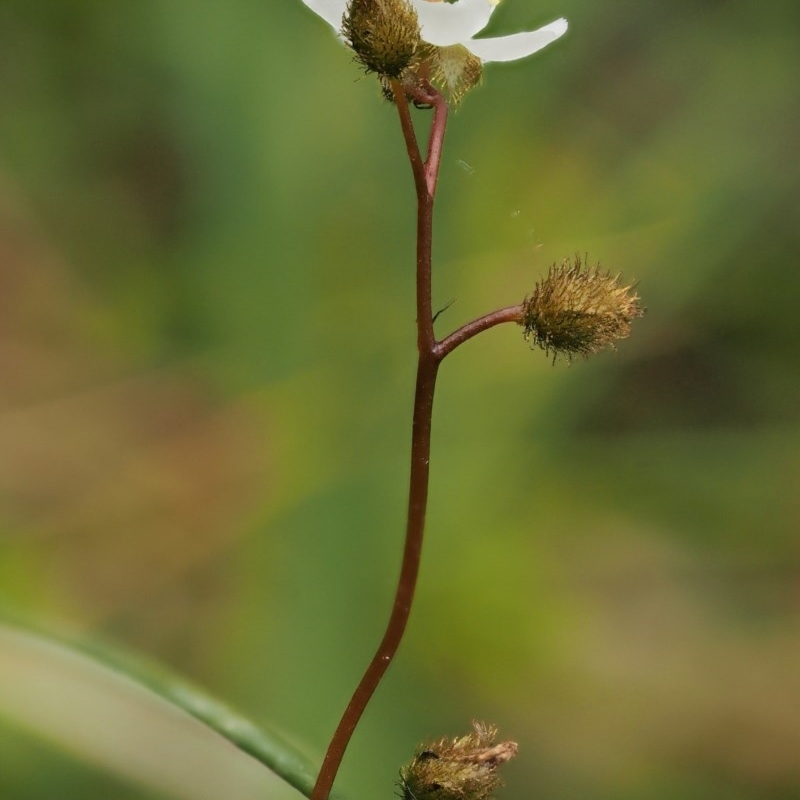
[1,3,642,799]
[297,4,643,800]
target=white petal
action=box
[464,17,568,63]
[411,0,497,47]
[300,0,349,32]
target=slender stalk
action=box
[423,89,448,198]
[436,305,524,359]
[393,82,427,200]
[310,81,447,800]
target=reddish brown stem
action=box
[423,89,448,198]
[435,305,524,359]
[310,81,447,800]
[310,79,527,800]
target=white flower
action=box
[301,0,567,64]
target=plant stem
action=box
[311,78,526,800]
[436,305,524,359]
[310,81,447,800]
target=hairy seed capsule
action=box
[398,722,518,800]
[342,0,421,78]
[521,254,644,362]
[423,43,483,103]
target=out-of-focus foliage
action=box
[0,1,798,798]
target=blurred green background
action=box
[1,1,799,798]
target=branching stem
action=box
[311,79,521,800]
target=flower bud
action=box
[399,722,518,800]
[521,254,643,361]
[342,0,421,79]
